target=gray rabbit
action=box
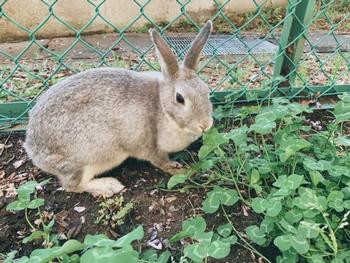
[24,21,214,197]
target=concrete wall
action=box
[0,0,287,42]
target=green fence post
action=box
[273,0,316,87]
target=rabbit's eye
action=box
[176,93,185,104]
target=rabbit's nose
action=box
[200,119,213,132]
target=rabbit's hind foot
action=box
[60,163,125,197]
[79,177,125,197]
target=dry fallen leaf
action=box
[165,196,177,203]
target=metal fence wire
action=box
[0,0,350,130]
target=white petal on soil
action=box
[74,206,86,213]
[147,239,163,250]
[13,159,25,169]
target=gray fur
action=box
[184,21,212,70]
[24,21,214,196]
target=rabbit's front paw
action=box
[162,161,185,175]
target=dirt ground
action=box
[0,133,278,262]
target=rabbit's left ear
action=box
[183,21,212,71]
[149,29,179,79]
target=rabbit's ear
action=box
[183,21,212,70]
[149,29,179,79]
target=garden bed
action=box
[1,96,350,263]
[0,134,265,263]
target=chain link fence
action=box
[0,0,350,130]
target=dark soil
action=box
[0,134,275,263]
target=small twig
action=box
[221,205,272,263]
[0,134,11,157]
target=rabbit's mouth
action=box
[182,126,204,137]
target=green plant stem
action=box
[291,155,298,175]
[221,206,272,263]
[25,208,36,231]
[232,144,248,175]
[322,212,338,254]
[260,135,277,180]
[323,121,339,150]
[220,151,247,204]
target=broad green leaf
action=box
[274,235,292,251]
[198,145,212,160]
[23,231,44,244]
[194,231,213,246]
[303,157,321,171]
[334,98,350,122]
[27,198,45,209]
[4,250,18,263]
[169,231,191,243]
[142,250,158,261]
[344,200,350,209]
[80,247,119,263]
[202,193,220,213]
[167,174,188,189]
[279,219,297,234]
[219,188,239,206]
[334,135,350,146]
[30,240,85,262]
[6,200,30,211]
[84,234,117,247]
[251,197,268,213]
[80,248,137,263]
[260,216,276,233]
[286,174,304,190]
[310,254,325,263]
[184,243,207,263]
[272,175,288,188]
[250,169,260,185]
[273,174,303,191]
[271,104,289,119]
[338,93,350,103]
[279,138,311,162]
[182,216,206,236]
[293,188,326,211]
[199,128,229,160]
[250,117,276,135]
[290,235,309,254]
[288,102,312,114]
[285,208,303,224]
[249,158,271,174]
[43,219,55,233]
[17,181,39,201]
[199,159,215,171]
[309,171,324,187]
[256,111,276,122]
[327,190,344,212]
[297,221,320,238]
[266,199,282,217]
[114,225,144,247]
[217,224,232,237]
[246,225,266,245]
[202,128,229,146]
[329,166,350,178]
[157,251,171,263]
[202,186,238,213]
[207,240,230,259]
[221,235,237,245]
[227,125,248,147]
[276,249,299,263]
